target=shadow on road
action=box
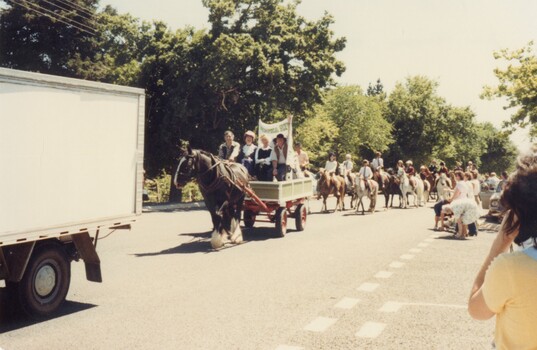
[133,227,296,256]
[0,298,96,333]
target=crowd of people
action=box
[216,129,309,182]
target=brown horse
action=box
[385,168,403,208]
[419,166,436,202]
[318,168,346,212]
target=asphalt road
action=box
[0,196,499,349]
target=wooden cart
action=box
[242,178,314,237]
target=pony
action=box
[397,167,422,208]
[174,147,249,249]
[436,172,453,201]
[351,175,378,214]
[385,168,403,208]
[318,168,346,212]
[419,166,436,202]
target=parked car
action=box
[487,182,505,222]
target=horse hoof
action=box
[211,230,226,249]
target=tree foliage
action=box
[482,42,537,138]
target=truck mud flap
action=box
[71,233,102,283]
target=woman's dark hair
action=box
[454,170,465,181]
[500,146,537,247]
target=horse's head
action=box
[174,147,198,189]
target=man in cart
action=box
[271,133,288,181]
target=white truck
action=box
[0,68,145,316]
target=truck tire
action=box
[275,208,287,237]
[295,204,307,231]
[15,243,71,317]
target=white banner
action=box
[258,116,302,179]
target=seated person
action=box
[218,130,240,162]
[271,133,288,181]
[238,130,257,176]
[254,134,274,181]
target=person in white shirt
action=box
[294,143,310,171]
[371,151,384,190]
[238,130,257,175]
[324,152,339,174]
[358,159,373,191]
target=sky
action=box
[101,0,536,151]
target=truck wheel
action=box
[15,244,71,317]
[275,208,287,237]
[243,210,256,228]
[295,204,307,231]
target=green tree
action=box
[0,0,100,78]
[385,76,449,167]
[482,42,537,138]
[295,108,338,168]
[477,122,518,174]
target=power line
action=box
[21,0,95,33]
[6,0,96,35]
[41,0,95,22]
[53,0,94,18]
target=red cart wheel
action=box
[275,208,287,237]
[243,210,256,228]
[295,204,307,231]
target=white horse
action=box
[397,168,419,208]
[436,173,452,201]
[351,175,378,214]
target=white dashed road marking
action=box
[334,297,361,309]
[400,254,414,260]
[379,301,404,313]
[374,270,393,279]
[357,282,379,292]
[275,346,303,350]
[356,321,387,338]
[304,317,338,332]
[389,261,404,268]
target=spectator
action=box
[486,172,501,190]
[218,130,240,162]
[254,134,274,181]
[468,147,537,349]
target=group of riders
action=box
[214,128,485,196]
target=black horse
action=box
[174,147,249,249]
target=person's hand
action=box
[273,168,278,175]
[490,210,519,256]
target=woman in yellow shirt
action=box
[468,146,537,349]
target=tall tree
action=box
[0,0,100,78]
[482,42,537,138]
[477,122,518,174]
[385,76,448,167]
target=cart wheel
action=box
[12,243,71,317]
[295,204,307,231]
[275,208,287,237]
[243,210,256,228]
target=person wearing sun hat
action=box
[238,130,257,175]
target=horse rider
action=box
[237,130,257,176]
[405,160,417,189]
[316,151,340,195]
[428,159,439,176]
[371,151,384,190]
[358,159,373,191]
[342,154,354,191]
[294,142,309,172]
[218,130,240,162]
[271,133,288,181]
[438,161,449,175]
[453,161,463,172]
